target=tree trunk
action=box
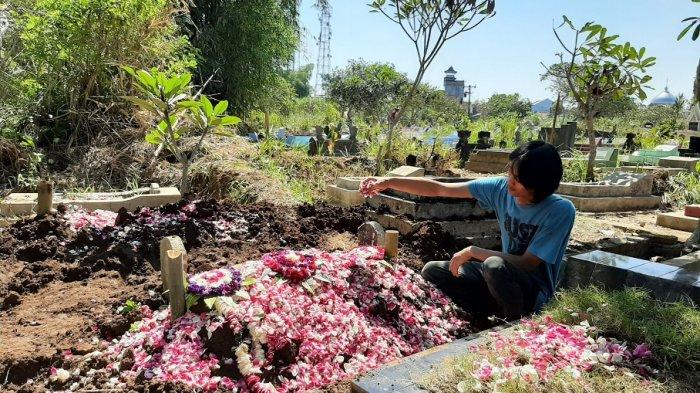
[264,111,271,135]
[585,114,596,182]
[180,160,191,196]
[551,93,562,142]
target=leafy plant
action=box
[543,17,655,180]
[8,0,195,136]
[122,66,241,194]
[117,299,140,315]
[677,0,700,41]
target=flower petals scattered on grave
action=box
[453,316,655,391]
[67,246,467,392]
[188,267,242,296]
[64,207,118,231]
[359,178,379,198]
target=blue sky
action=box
[298,0,699,103]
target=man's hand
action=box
[364,177,391,195]
[449,247,473,277]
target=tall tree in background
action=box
[282,64,314,98]
[188,0,298,117]
[543,17,655,180]
[369,0,495,171]
[323,60,408,125]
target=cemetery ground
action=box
[1,137,699,392]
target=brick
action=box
[685,204,700,218]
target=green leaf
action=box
[145,131,163,145]
[129,321,141,332]
[185,293,200,310]
[123,96,159,113]
[203,297,218,310]
[219,116,241,126]
[213,100,229,116]
[242,277,257,286]
[677,21,695,40]
[201,95,214,118]
[693,24,700,41]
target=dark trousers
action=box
[421,256,539,320]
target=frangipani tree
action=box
[543,16,655,180]
[369,0,496,172]
[123,66,240,194]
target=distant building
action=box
[689,103,700,132]
[531,98,554,114]
[443,66,465,104]
[649,85,677,106]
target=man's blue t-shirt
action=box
[468,176,576,306]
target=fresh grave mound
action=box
[421,316,660,393]
[0,200,369,301]
[44,247,469,392]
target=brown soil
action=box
[0,199,456,391]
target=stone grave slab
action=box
[326,185,364,207]
[564,250,649,290]
[564,250,699,302]
[352,325,516,393]
[465,149,511,173]
[662,250,700,268]
[0,185,181,216]
[594,147,618,167]
[336,177,365,191]
[658,156,700,172]
[656,211,699,232]
[627,145,679,165]
[562,195,661,213]
[387,166,425,177]
[358,221,386,246]
[617,165,687,176]
[366,193,491,220]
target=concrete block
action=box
[326,185,365,207]
[465,161,509,174]
[617,165,687,176]
[0,185,181,216]
[468,149,512,163]
[387,166,425,177]
[366,212,500,238]
[366,193,490,220]
[336,177,365,190]
[561,195,661,212]
[662,251,700,268]
[685,204,700,218]
[656,211,699,232]
[658,156,700,172]
[602,172,653,195]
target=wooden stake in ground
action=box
[160,236,186,292]
[36,180,53,215]
[385,230,399,259]
[165,249,186,321]
[160,236,187,321]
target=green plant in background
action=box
[561,149,597,182]
[8,0,195,136]
[186,0,298,117]
[665,171,700,207]
[122,66,241,195]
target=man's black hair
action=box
[508,141,563,203]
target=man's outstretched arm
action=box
[368,177,474,199]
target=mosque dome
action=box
[649,86,677,106]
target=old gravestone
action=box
[358,221,386,246]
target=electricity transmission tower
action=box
[313,3,331,96]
